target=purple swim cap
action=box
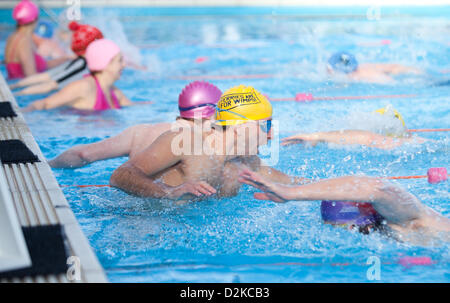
[321,200,382,226]
[178,81,222,119]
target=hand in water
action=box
[168,181,216,200]
[239,169,291,203]
[281,133,319,146]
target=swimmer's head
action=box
[321,200,383,232]
[34,20,53,38]
[69,21,104,56]
[215,85,273,126]
[327,52,358,74]
[86,39,122,76]
[374,105,408,137]
[178,81,222,119]
[13,0,39,26]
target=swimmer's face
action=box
[232,118,272,155]
[107,53,125,80]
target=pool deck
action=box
[0,74,107,283]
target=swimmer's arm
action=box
[9,72,51,90]
[113,87,133,106]
[22,80,86,112]
[255,158,310,185]
[240,170,426,225]
[18,39,37,77]
[49,126,137,168]
[113,87,153,106]
[283,130,412,149]
[109,131,181,198]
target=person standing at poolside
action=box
[4,0,71,79]
[110,85,308,200]
[49,81,222,168]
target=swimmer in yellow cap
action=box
[282,105,427,150]
[110,85,308,200]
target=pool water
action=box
[1,6,449,282]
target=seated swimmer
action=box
[282,105,427,149]
[110,85,308,200]
[23,39,149,112]
[5,0,71,79]
[239,169,450,245]
[49,81,222,168]
[327,51,422,84]
[11,22,103,96]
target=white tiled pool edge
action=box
[0,74,107,283]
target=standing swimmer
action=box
[4,0,71,79]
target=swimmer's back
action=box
[128,122,176,158]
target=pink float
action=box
[427,167,447,184]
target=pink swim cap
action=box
[178,81,222,119]
[85,39,121,72]
[13,0,39,25]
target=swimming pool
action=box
[1,6,449,282]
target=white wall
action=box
[0,0,449,8]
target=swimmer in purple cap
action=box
[239,169,450,245]
[50,81,222,168]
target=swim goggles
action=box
[215,107,272,133]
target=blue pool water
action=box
[1,6,449,282]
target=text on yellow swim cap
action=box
[215,85,273,126]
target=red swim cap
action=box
[69,21,103,56]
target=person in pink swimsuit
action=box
[4,0,70,79]
[24,39,149,112]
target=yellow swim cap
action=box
[375,106,406,127]
[215,85,273,126]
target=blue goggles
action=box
[178,103,217,112]
[215,107,272,133]
[259,119,272,133]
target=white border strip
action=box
[0,165,31,273]
[0,0,450,8]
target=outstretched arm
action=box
[49,126,138,168]
[239,169,426,225]
[22,79,87,112]
[282,130,424,150]
[9,72,51,90]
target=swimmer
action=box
[33,19,70,59]
[110,85,308,200]
[23,39,148,112]
[11,22,103,96]
[239,169,450,245]
[4,0,71,79]
[327,51,422,84]
[49,81,222,168]
[282,105,427,149]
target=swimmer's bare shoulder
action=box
[110,129,186,197]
